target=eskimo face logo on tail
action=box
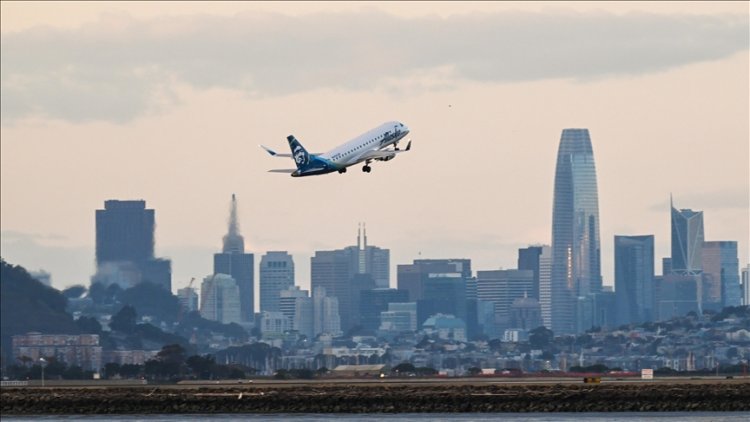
[293,146,308,166]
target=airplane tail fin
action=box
[287,135,311,170]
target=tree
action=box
[104,362,121,379]
[186,354,215,380]
[62,285,87,299]
[529,326,554,349]
[392,362,416,374]
[75,316,102,334]
[110,305,137,333]
[467,367,482,376]
[119,282,180,323]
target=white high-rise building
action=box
[742,265,750,306]
[537,246,552,329]
[200,273,242,324]
[177,287,199,313]
[260,251,295,313]
[313,287,342,337]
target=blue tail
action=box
[287,135,311,170]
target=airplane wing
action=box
[359,140,412,161]
[268,169,296,174]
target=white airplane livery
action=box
[261,121,411,177]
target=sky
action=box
[1,2,748,305]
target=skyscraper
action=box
[702,241,741,309]
[260,251,295,313]
[614,235,655,326]
[213,194,254,322]
[96,200,154,266]
[94,200,171,290]
[741,265,750,306]
[476,269,535,333]
[397,259,472,302]
[550,129,602,334]
[200,273,242,324]
[310,225,389,332]
[670,199,704,275]
[518,246,543,300]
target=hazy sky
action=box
[2,2,748,304]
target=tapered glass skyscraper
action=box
[550,128,602,334]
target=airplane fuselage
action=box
[291,121,410,177]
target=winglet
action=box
[260,145,278,156]
[405,140,412,151]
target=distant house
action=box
[332,364,387,377]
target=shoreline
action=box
[2,381,749,414]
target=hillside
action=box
[0,259,81,360]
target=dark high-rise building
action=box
[259,251,295,313]
[702,241,741,309]
[518,246,543,300]
[96,200,154,266]
[360,288,409,332]
[213,195,254,322]
[397,259,471,302]
[550,128,602,334]
[614,235,655,326]
[655,273,700,320]
[310,225,389,333]
[418,273,468,327]
[670,198,704,275]
[94,200,171,290]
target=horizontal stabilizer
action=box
[260,145,292,158]
[268,169,296,174]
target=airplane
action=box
[261,121,411,177]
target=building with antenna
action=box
[310,224,390,332]
[213,194,254,323]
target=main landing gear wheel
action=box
[338,168,347,174]
[362,165,372,173]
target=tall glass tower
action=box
[550,128,602,334]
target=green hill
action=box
[0,259,81,360]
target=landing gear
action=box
[338,168,347,174]
[362,165,371,173]
[394,141,400,151]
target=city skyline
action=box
[1,2,748,296]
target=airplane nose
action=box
[402,125,410,135]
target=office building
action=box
[418,273,467,326]
[397,259,472,302]
[509,294,543,330]
[279,286,308,328]
[310,225,389,332]
[614,235,655,325]
[360,288,409,331]
[476,269,534,332]
[200,273,242,324]
[260,251,295,313]
[655,273,700,320]
[742,265,750,306]
[312,287,342,337]
[379,302,418,333]
[13,333,102,371]
[94,199,171,290]
[550,129,602,334]
[213,194,254,322]
[177,287,199,313]
[670,198,704,275]
[702,241,741,309]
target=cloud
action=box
[2,10,747,123]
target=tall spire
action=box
[222,193,245,253]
